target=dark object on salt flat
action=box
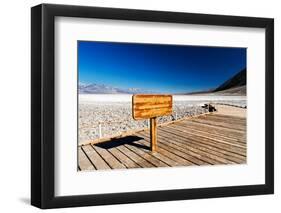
[202,104,217,112]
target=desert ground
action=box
[78,94,246,145]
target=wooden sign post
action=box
[132,94,173,152]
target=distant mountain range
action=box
[183,68,246,95]
[79,68,246,95]
[213,68,246,93]
[79,82,151,94]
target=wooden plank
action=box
[92,145,126,169]
[185,123,246,142]
[156,129,234,164]
[191,118,246,131]
[182,131,245,156]
[173,122,246,145]
[135,108,172,118]
[186,119,245,135]
[194,116,246,129]
[175,136,246,163]
[124,142,169,167]
[132,94,172,120]
[134,103,172,110]
[158,127,245,164]
[133,94,172,104]
[185,125,246,145]
[81,145,110,170]
[165,124,246,149]
[178,120,246,141]
[109,148,141,169]
[148,150,185,167]
[162,124,246,155]
[78,147,96,171]
[166,124,247,158]
[137,131,210,165]
[165,123,246,155]
[134,133,195,166]
[177,123,246,143]
[209,113,247,120]
[150,117,157,152]
[116,145,155,168]
[204,115,246,125]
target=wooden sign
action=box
[132,94,173,152]
[132,94,173,120]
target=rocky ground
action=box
[78,99,246,144]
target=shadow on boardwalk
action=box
[95,135,148,150]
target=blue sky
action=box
[78,41,246,93]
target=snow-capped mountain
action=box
[78,82,151,94]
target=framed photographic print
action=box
[31,4,274,209]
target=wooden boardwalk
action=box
[78,113,246,171]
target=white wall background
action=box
[0,0,279,212]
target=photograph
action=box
[77,41,247,171]
[30,3,274,208]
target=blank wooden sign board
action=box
[132,94,173,152]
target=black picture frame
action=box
[31,3,274,209]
